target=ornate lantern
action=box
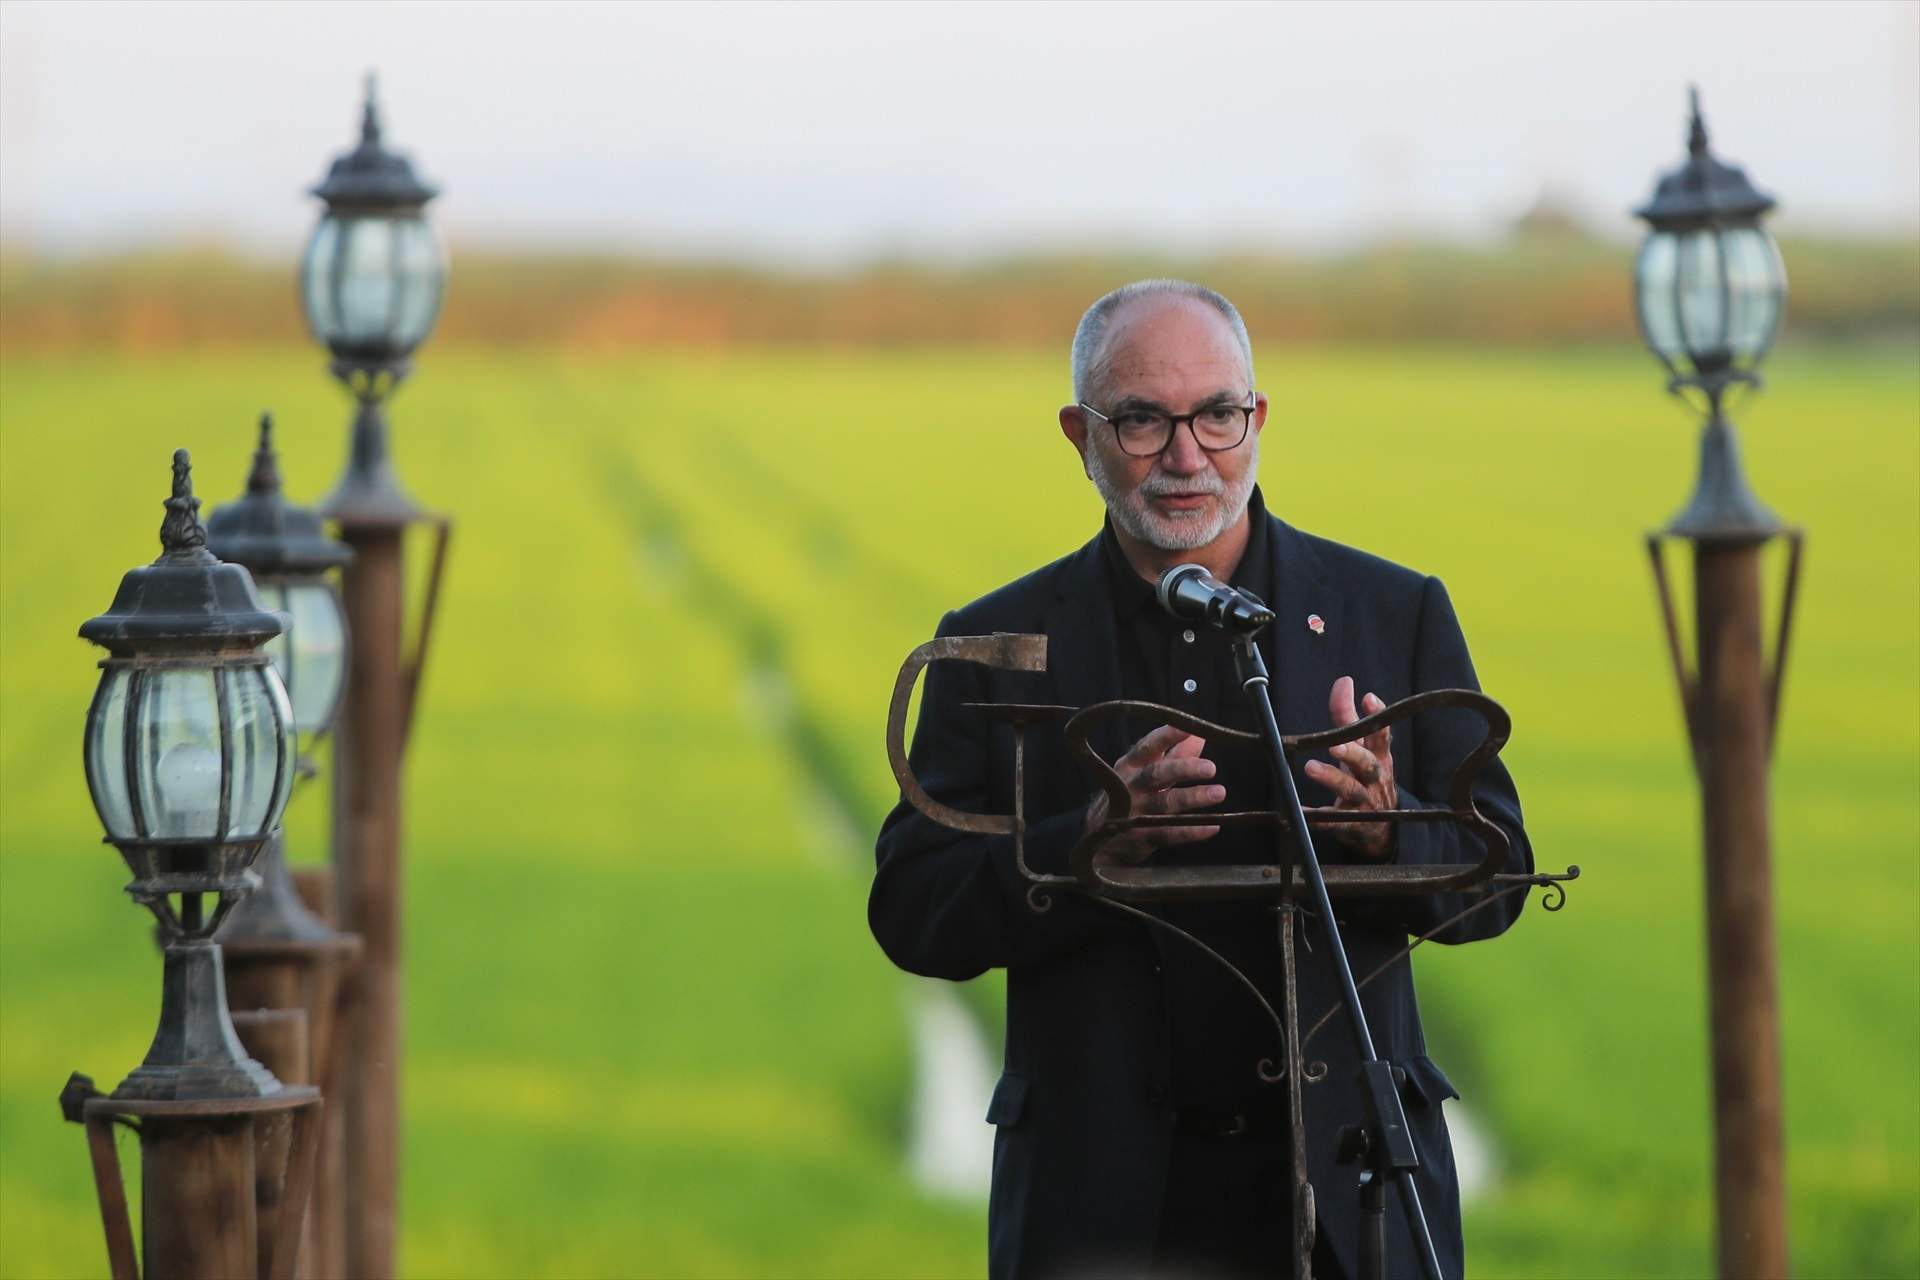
[79,450,295,1100]
[206,413,353,948]
[207,414,351,737]
[1634,86,1788,540]
[1634,87,1787,404]
[302,74,444,523]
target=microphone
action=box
[1156,563,1276,634]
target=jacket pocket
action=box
[985,1072,1030,1127]
[1402,1055,1461,1108]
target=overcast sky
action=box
[2,0,1915,263]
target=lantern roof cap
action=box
[1635,87,1775,227]
[206,414,353,576]
[309,73,438,210]
[80,451,288,654]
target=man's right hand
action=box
[1085,726,1225,867]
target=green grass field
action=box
[2,343,1914,1278]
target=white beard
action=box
[1088,434,1259,551]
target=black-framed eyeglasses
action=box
[1077,395,1257,457]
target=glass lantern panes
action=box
[252,581,348,735]
[1675,230,1726,363]
[1722,226,1785,360]
[85,661,294,844]
[85,668,136,838]
[1635,233,1682,364]
[135,669,222,839]
[1636,226,1786,377]
[226,665,294,834]
[301,212,445,357]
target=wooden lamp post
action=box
[1636,87,1800,1279]
[209,413,364,1279]
[65,450,321,1280]
[300,75,452,1280]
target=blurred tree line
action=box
[2,229,1913,352]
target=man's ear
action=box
[1059,404,1091,472]
[1251,392,1270,440]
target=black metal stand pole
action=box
[1232,635,1444,1280]
[1360,1167,1388,1279]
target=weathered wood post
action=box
[231,1008,313,1279]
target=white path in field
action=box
[735,660,850,873]
[729,653,996,1195]
[1450,1101,1494,1202]
[907,983,998,1199]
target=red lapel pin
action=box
[1307,613,1325,635]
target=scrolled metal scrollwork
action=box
[1298,868,1581,1052]
[1088,897,1294,1086]
[1059,690,1518,899]
[1540,866,1580,911]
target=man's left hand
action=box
[1303,675,1397,859]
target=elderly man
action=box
[870,280,1531,1280]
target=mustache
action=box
[1138,472,1225,499]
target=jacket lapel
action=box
[1263,516,1345,741]
[1044,535,1130,763]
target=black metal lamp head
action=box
[80,451,297,1100]
[1633,88,1789,543]
[207,415,353,949]
[301,73,445,381]
[304,74,445,526]
[309,74,439,211]
[1633,87,1788,407]
[206,413,353,737]
[80,451,288,659]
[80,449,295,925]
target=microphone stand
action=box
[1230,632,1445,1280]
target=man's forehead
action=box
[1096,296,1249,395]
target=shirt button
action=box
[1182,678,1198,694]
[1182,629,1196,644]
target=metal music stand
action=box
[886,632,1578,1280]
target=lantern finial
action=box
[247,412,284,497]
[1687,85,1708,159]
[361,72,383,148]
[160,449,210,558]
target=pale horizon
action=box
[3,0,1916,266]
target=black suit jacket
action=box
[870,507,1532,1280]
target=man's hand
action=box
[1086,726,1225,867]
[1303,675,1397,859]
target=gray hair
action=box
[1070,279,1254,403]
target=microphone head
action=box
[1156,563,1210,613]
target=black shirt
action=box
[1099,486,1293,1111]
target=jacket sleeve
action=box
[869,611,1122,981]
[1384,575,1534,943]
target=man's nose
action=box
[1158,420,1209,474]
